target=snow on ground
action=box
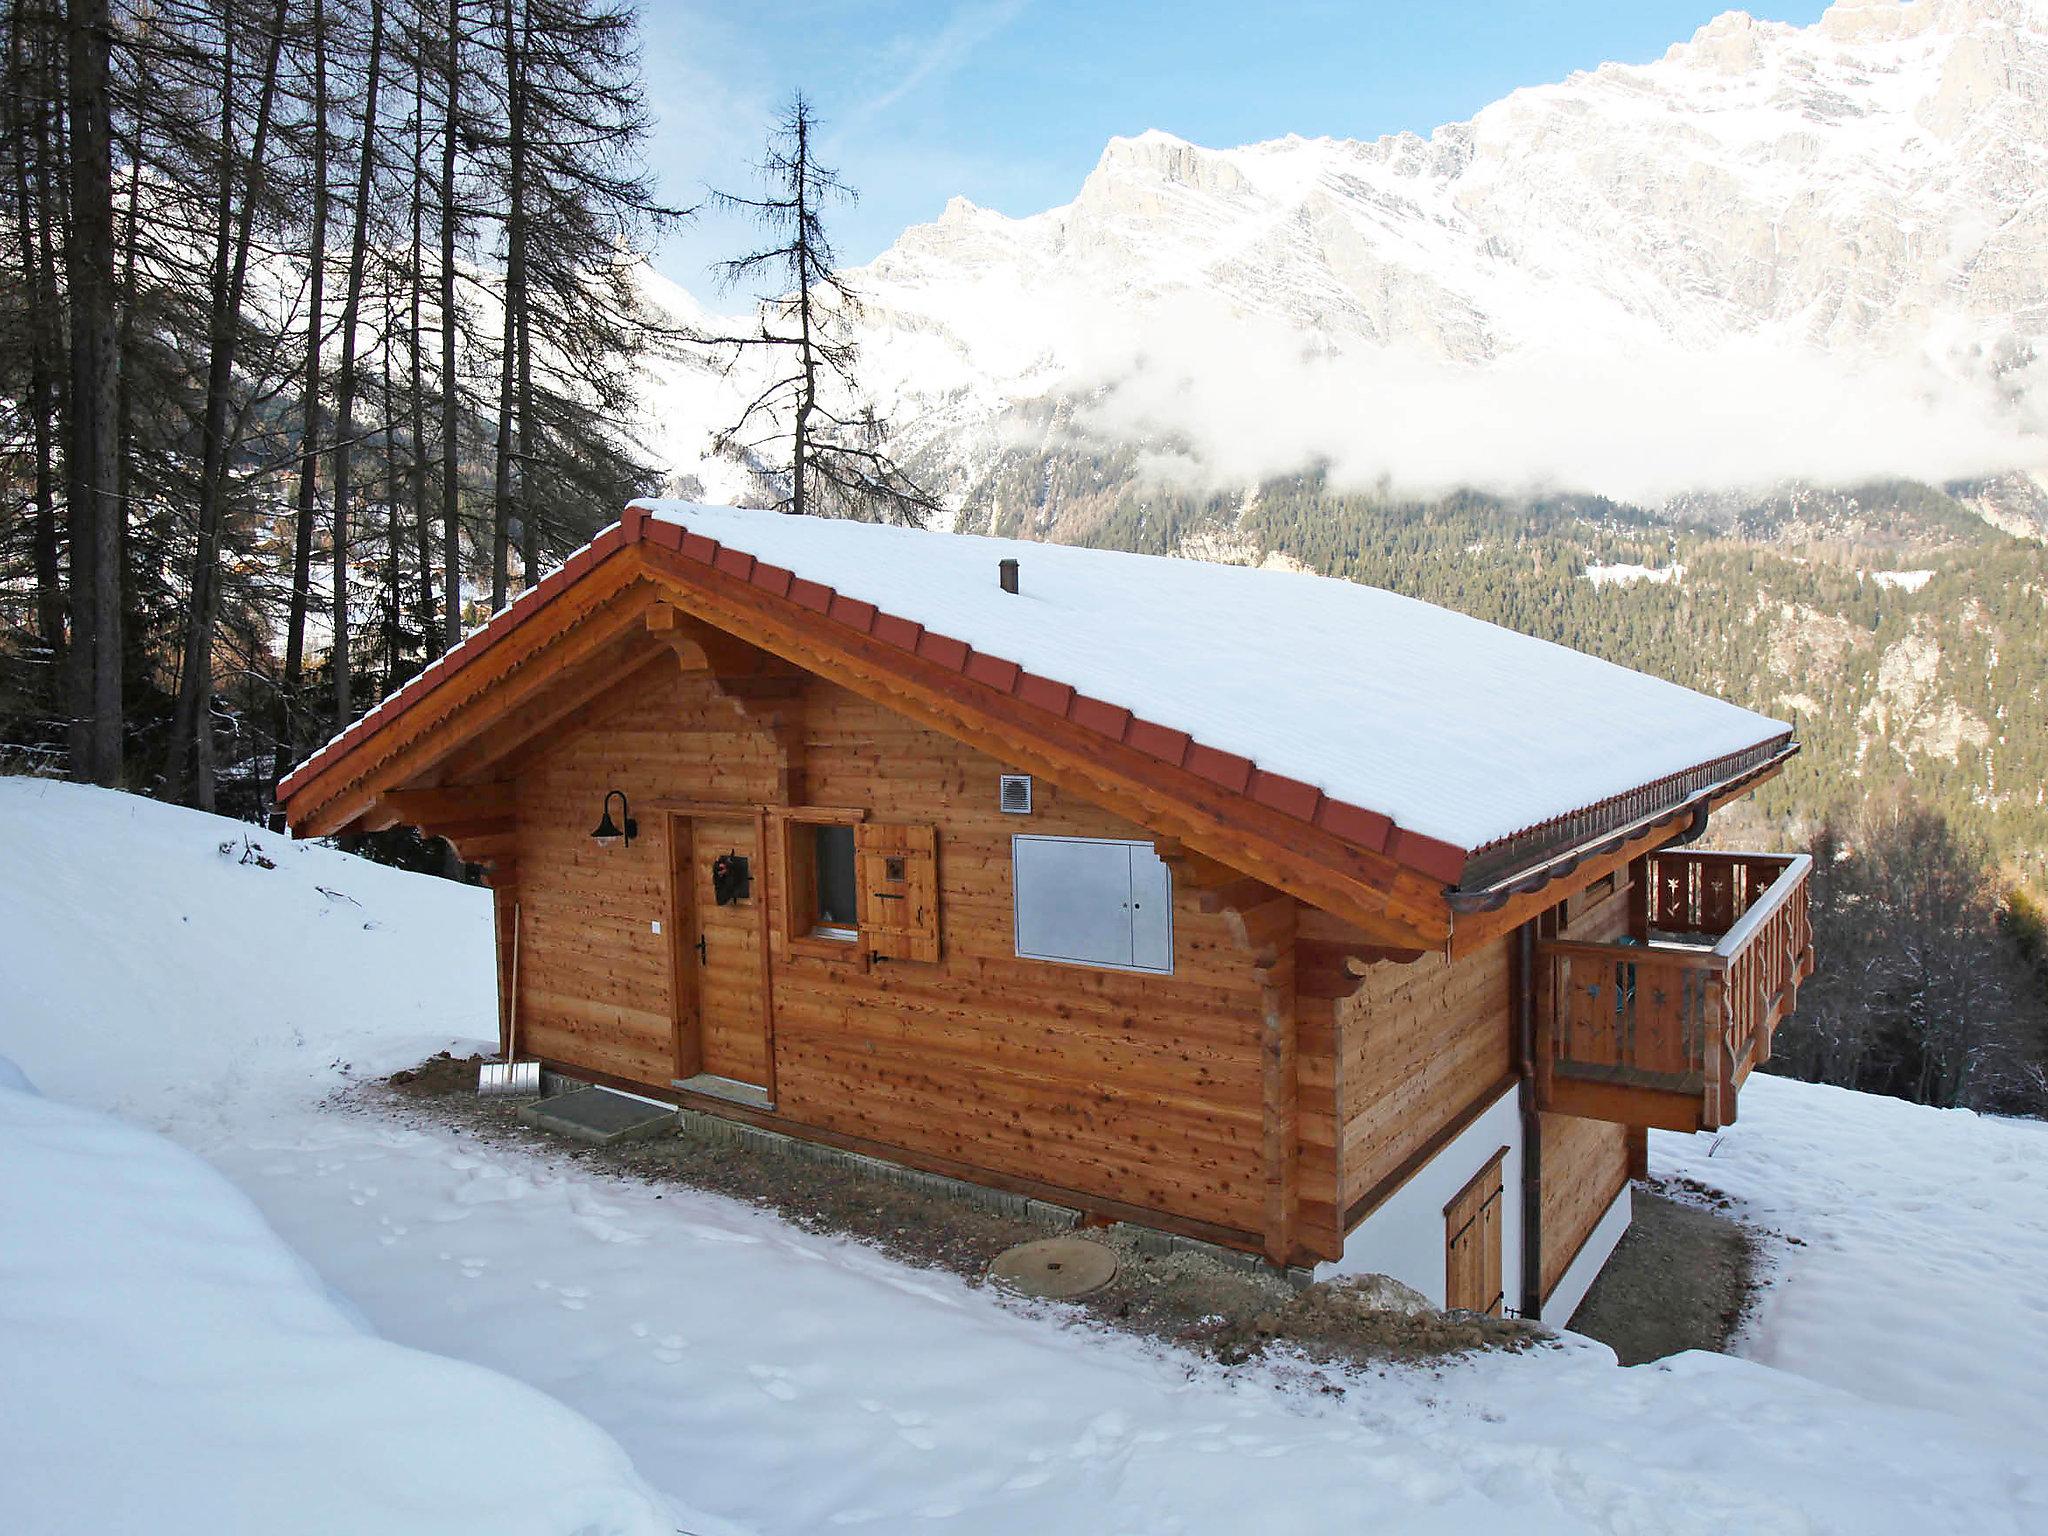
[1660,1075,2048,1440]
[1583,561,1687,587]
[0,1065,684,1536]
[0,778,497,1128]
[5,779,2048,1534]
[1866,569,1935,592]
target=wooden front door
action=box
[671,812,769,1089]
[1445,1150,1506,1316]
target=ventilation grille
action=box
[998,774,1033,815]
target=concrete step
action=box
[518,1086,676,1147]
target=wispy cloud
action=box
[1050,292,2044,505]
[845,0,1032,128]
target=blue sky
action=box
[639,1,1829,296]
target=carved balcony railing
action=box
[1535,850,1815,1131]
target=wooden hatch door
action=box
[670,812,770,1091]
[1445,1149,1507,1316]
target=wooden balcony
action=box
[1535,850,1815,1132]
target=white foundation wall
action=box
[1544,1182,1632,1330]
[1317,1086,1527,1313]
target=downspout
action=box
[1514,922,1544,1321]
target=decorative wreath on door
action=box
[711,852,751,906]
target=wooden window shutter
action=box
[856,823,939,963]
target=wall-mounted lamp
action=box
[591,789,637,849]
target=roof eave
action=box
[1442,737,1800,916]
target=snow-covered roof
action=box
[282,499,1789,878]
[633,501,1788,856]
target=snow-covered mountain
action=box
[641,0,2048,512]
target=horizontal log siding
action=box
[779,686,1269,1236]
[1538,1113,1629,1299]
[513,665,780,1084]
[508,667,1274,1243]
[1336,939,1513,1220]
[1295,990,1341,1259]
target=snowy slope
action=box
[634,500,1786,851]
[4,781,2047,1533]
[1660,1073,2048,1439]
[637,0,2048,506]
[0,780,496,1128]
[0,1071,680,1536]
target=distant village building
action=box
[280,502,1812,1320]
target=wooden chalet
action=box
[278,501,1814,1321]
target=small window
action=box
[780,808,865,955]
[1012,835,1172,975]
[813,824,858,935]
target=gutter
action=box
[1444,738,1799,915]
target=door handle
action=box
[695,935,707,964]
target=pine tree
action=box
[708,92,935,526]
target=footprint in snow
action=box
[748,1365,799,1401]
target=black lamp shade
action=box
[591,790,636,847]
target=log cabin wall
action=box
[506,663,1285,1250]
[1536,865,1636,1301]
[1334,938,1515,1227]
[512,662,782,1084]
[779,685,1273,1242]
[1294,987,1342,1260]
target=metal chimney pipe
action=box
[998,558,1019,594]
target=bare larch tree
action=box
[709,91,936,526]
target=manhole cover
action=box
[988,1236,1119,1299]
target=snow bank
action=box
[0,777,495,1122]
[631,500,1784,851]
[0,1072,678,1536]
[1660,1072,2048,1439]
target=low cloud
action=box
[1054,295,2042,505]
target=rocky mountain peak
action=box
[645,0,2047,511]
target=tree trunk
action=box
[409,49,436,656]
[329,0,384,725]
[515,260,534,580]
[63,0,121,786]
[9,12,64,665]
[382,299,401,687]
[790,104,812,520]
[487,0,524,609]
[438,0,461,648]
[280,0,330,777]
[166,0,289,806]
